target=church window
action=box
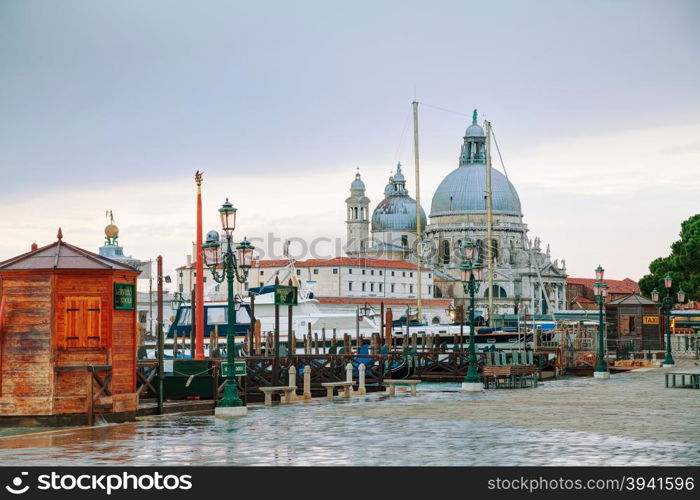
[379,283,383,292]
[485,285,508,298]
[442,240,450,265]
[370,283,374,292]
[348,282,353,291]
[362,283,366,291]
[409,285,414,294]
[391,284,395,293]
[354,207,358,219]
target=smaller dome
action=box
[372,197,427,232]
[384,176,395,196]
[105,224,119,239]
[465,123,485,137]
[351,172,365,190]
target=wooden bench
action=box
[321,381,354,399]
[259,386,297,405]
[385,379,421,396]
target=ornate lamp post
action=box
[651,275,685,368]
[460,240,484,392]
[202,198,255,418]
[592,265,609,379]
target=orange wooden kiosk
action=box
[0,229,140,426]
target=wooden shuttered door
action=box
[64,297,102,348]
[619,314,631,335]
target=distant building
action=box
[566,277,640,310]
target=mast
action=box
[485,120,494,327]
[412,101,423,324]
[194,171,205,360]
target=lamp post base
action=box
[593,371,610,379]
[461,382,484,392]
[215,406,248,418]
[662,363,676,368]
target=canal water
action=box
[0,376,698,466]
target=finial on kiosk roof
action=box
[57,228,63,241]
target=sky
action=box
[1,0,698,290]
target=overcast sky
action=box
[1,0,698,288]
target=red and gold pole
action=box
[195,171,205,360]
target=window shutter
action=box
[64,297,102,348]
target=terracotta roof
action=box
[566,277,639,295]
[0,237,139,272]
[607,294,658,306]
[316,297,452,307]
[571,295,594,304]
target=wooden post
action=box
[156,255,164,414]
[314,332,319,355]
[380,301,385,346]
[249,293,255,356]
[307,322,312,355]
[87,370,94,426]
[288,365,297,401]
[358,363,366,395]
[273,276,280,384]
[385,308,393,351]
[345,363,353,397]
[173,331,179,358]
[255,320,261,355]
[303,365,311,400]
[287,278,293,359]
[322,328,326,354]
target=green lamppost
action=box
[592,265,610,379]
[460,240,485,392]
[202,198,255,418]
[650,275,685,368]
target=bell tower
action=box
[345,170,370,255]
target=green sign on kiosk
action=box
[274,285,298,306]
[222,361,247,377]
[114,283,136,310]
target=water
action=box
[0,375,698,466]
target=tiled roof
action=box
[316,297,452,307]
[0,237,138,272]
[571,295,594,304]
[566,277,639,295]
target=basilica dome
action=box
[371,162,427,232]
[372,196,427,232]
[430,164,522,217]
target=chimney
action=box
[186,254,192,266]
[31,243,38,251]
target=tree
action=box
[639,214,700,303]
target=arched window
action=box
[442,240,450,265]
[431,316,441,325]
[354,207,358,219]
[485,285,507,298]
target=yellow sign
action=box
[643,316,659,325]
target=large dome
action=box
[372,196,427,232]
[430,165,522,217]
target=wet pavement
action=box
[0,364,698,466]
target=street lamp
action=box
[202,199,255,418]
[460,240,484,392]
[592,268,609,379]
[653,275,685,367]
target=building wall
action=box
[0,274,54,415]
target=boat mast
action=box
[412,100,423,324]
[485,120,494,328]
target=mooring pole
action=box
[380,301,385,347]
[249,293,255,357]
[288,278,293,357]
[273,276,280,385]
[157,256,164,414]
